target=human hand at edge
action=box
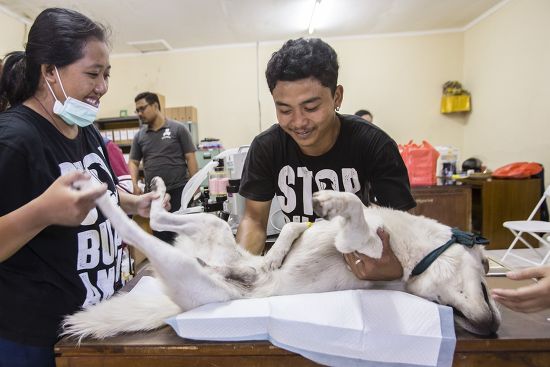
[492,265,550,313]
[343,228,403,281]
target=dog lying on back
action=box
[63,177,500,340]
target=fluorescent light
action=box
[308,0,322,35]
[127,39,172,53]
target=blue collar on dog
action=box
[411,228,489,277]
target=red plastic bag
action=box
[398,140,440,186]
[492,162,542,179]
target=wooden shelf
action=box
[458,178,542,249]
[95,117,141,154]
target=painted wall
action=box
[107,45,261,148]
[107,32,465,152]
[2,0,548,183]
[0,11,26,58]
[463,0,550,182]
[257,33,465,149]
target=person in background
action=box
[102,135,133,193]
[236,38,415,281]
[492,265,550,312]
[129,92,198,244]
[0,8,165,367]
[355,109,373,123]
[99,133,135,283]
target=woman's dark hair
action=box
[0,7,109,111]
[265,38,339,95]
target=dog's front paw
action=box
[313,191,343,219]
[263,222,309,271]
[150,177,166,197]
[313,190,360,219]
[282,222,310,237]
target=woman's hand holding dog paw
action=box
[41,171,107,226]
[492,265,550,313]
[0,171,107,262]
[343,228,403,281]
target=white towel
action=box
[121,276,457,367]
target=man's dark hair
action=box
[265,38,339,95]
[355,109,372,118]
[135,91,161,111]
[0,8,109,111]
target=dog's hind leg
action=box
[94,191,240,311]
[312,190,382,259]
[147,177,236,245]
[262,222,309,270]
[147,177,200,234]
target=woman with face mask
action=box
[0,8,164,367]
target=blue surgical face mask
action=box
[44,67,99,127]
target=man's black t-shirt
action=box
[0,105,123,346]
[240,114,415,223]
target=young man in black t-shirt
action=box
[236,38,416,281]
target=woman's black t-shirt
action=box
[0,105,123,346]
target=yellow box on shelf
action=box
[441,94,471,113]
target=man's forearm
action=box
[236,217,267,255]
[185,153,199,177]
[128,160,141,192]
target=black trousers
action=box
[152,185,184,245]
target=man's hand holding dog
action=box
[343,228,403,281]
[492,265,550,313]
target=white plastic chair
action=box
[501,185,550,266]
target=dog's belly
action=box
[253,223,372,297]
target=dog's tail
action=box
[61,290,181,343]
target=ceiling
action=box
[0,0,507,54]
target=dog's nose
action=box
[482,257,489,274]
[468,282,500,335]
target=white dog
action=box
[63,177,501,340]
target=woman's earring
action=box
[335,106,340,111]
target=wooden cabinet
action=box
[410,185,472,231]
[459,178,541,249]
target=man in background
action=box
[355,109,373,123]
[129,91,198,243]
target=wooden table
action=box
[55,276,550,367]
